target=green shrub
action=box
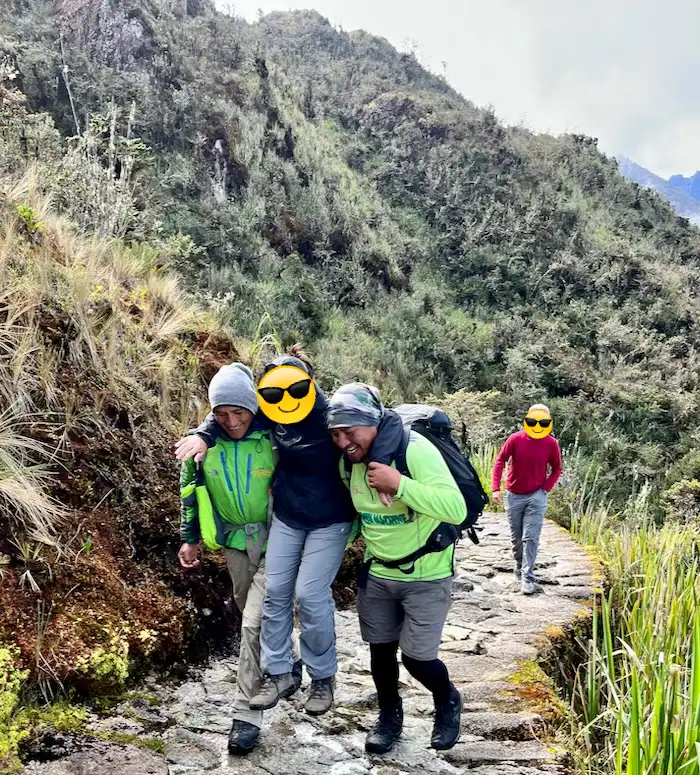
[0,645,29,773]
[661,478,700,526]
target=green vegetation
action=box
[0,1,699,771]
[0,646,29,773]
[94,730,166,755]
[507,659,568,726]
[551,479,700,775]
[73,629,130,692]
[1,645,88,772]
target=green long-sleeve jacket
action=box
[180,426,275,552]
[341,432,466,581]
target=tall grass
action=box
[0,171,222,549]
[569,506,700,775]
[0,408,66,547]
[470,442,500,508]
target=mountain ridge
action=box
[617,155,700,224]
[668,170,700,202]
[2,0,700,492]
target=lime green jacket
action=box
[180,428,275,552]
[341,433,466,581]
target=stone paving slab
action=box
[23,513,594,775]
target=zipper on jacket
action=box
[246,454,252,495]
[220,450,234,494]
[233,442,245,516]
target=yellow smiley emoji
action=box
[523,406,553,439]
[257,365,316,424]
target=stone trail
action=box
[24,513,595,775]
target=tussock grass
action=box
[0,408,65,547]
[0,170,221,547]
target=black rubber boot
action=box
[292,658,303,692]
[228,719,260,755]
[365,701,403,754]
[431,685,462,751]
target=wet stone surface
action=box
[23,514,594,775]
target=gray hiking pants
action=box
[504,489,548,583]
[260,515,352,681]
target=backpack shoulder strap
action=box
[394,427,412,478]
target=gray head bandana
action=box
[326,383,384,429]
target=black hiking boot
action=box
[365,701,403,754]
[431,685,462,750]
[292,658,303,692]
[227,719,260,755]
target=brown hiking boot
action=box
[249,672,296,710]
[305,676,335,716]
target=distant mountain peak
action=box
[617,157,700,224]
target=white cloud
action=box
[216,0,700,177]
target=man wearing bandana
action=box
[327,383,466,755]
[491,404,562,595]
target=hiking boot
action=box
[249,672,296,710]
[305,676,335,716]
[365,701,403,754]
[514,565,522,582]
[431,685,462,751]
[292,659,303,692]
[521,579,536,595]
[227,719,260,755]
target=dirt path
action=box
[24,513,596,775]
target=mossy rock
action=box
[506,661,569,726]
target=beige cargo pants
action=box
[225,549,301,728]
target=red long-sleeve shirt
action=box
[491,430,562,495]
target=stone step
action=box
[444,739,561,768]
[23,745,168,775]
[460,711,545,741]
[465,765,566,775]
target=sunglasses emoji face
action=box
[257,365,316,424]
[523,409,552,439]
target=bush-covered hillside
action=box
[0,170,248,692]
[2,0,700,706]
[5,0,700,502]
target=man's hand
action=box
[178,543,200,569]
[378,492,394,508]
[492,490,503,505]
[175,436,208,462]
[367,462,402,496]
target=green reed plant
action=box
[470,443,500,509]
[569,509,700,775]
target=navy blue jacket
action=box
[194,386,355,531]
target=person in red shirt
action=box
[491,404,562,595]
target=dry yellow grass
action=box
[0,170,225,547]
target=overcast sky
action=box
[216,0,700,178]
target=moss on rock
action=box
[506,660,569,726]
